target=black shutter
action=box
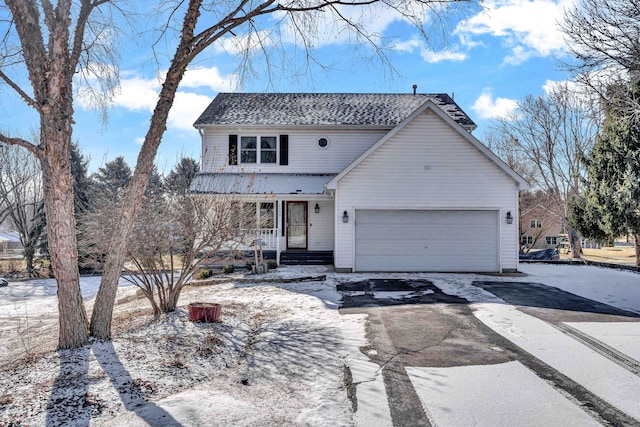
[279,134,289,165]
[229,134,238,165]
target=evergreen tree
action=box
[574,81,640,265]
[92,156,132,203]
[165,157,199,195]
[145,165,164,197]
[71,143,94,212]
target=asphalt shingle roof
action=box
[194,93,476,130]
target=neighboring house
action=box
[190,92,529,272]
[0,231,24,259]
[519,204,565,251]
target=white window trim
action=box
[239,135,279,165]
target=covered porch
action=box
[190,173,336,266]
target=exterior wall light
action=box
[506,211,513,224]
[342,210,349,223]
[315,203,320,213]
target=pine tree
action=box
[576,81,640,265]
[165,157,199,195]
[93,156,132,203]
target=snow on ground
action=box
[0,267,357,426]
[472,302,640,420]
[1,263,639,426]
[407,361,601,427]
[567,322,640,361]
[429,263,640,424]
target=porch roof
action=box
[189,173,335,195]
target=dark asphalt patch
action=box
[473,281,640,318]
[337,279,467,308]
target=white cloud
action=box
[392,36,422,54]
[456,0,573,64]
[180,67,238,92]
[472,89,519,119]
[167,91,214,130]
[105,66,236,132]
[421,48,467,63]
[213,30,275,55]
[112,75,160,111]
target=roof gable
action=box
[326,100,529,190]
[194,92,476,130]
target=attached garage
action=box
[354,210,499,272]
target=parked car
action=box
[0,278,8,287]
[519,249,560,261]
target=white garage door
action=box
[355,210,499,272]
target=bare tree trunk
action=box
[41,121,89,348]
[570,227,582,259]
[89,0,204,340]
[634,233,640,267]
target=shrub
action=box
[221,264,235,274]
[267,260,277,270]
[197,269,213,280]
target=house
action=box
[519,204,565,251]
[0,230,23,259]
[190,92,529,272]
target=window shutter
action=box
[279,135,289,165]
[228,134,238,165]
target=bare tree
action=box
[0,0,126,348]
[89,0,481,341]
[0,143,45,275]
[80,190,255,315]
[560,0,640,117]
[487,82,600,258]
[0,0,479,348]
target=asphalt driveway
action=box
[338,275,640,426]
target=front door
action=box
[287,202,307,249]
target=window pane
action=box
[241,136,257,149]
[261,136,276,149]
[241,151,256,163]
[242,203,257,228]
[261,150,276,163]
[260,202,275,228]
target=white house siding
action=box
[334,110,520,272]
[307,200,334,251]
[200,128,387,174]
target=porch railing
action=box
[242,228,280,259]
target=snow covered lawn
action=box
[0,263,639,426]
[0,268,358,426]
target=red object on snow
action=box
[188,303,221,323]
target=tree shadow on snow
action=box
[46,341,182,427]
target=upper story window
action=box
[530,220,541,228]
[229,134,289,166]
[229,134,288,166]
[240,136,277,164]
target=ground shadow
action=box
[46,341,182,427]
[473,281,640,318]
[336,278,640,319]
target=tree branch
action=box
[0,133,41,157]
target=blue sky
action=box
[1,0,576,174]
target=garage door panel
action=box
[355,210,498,272]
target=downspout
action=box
[198,128,204,169]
